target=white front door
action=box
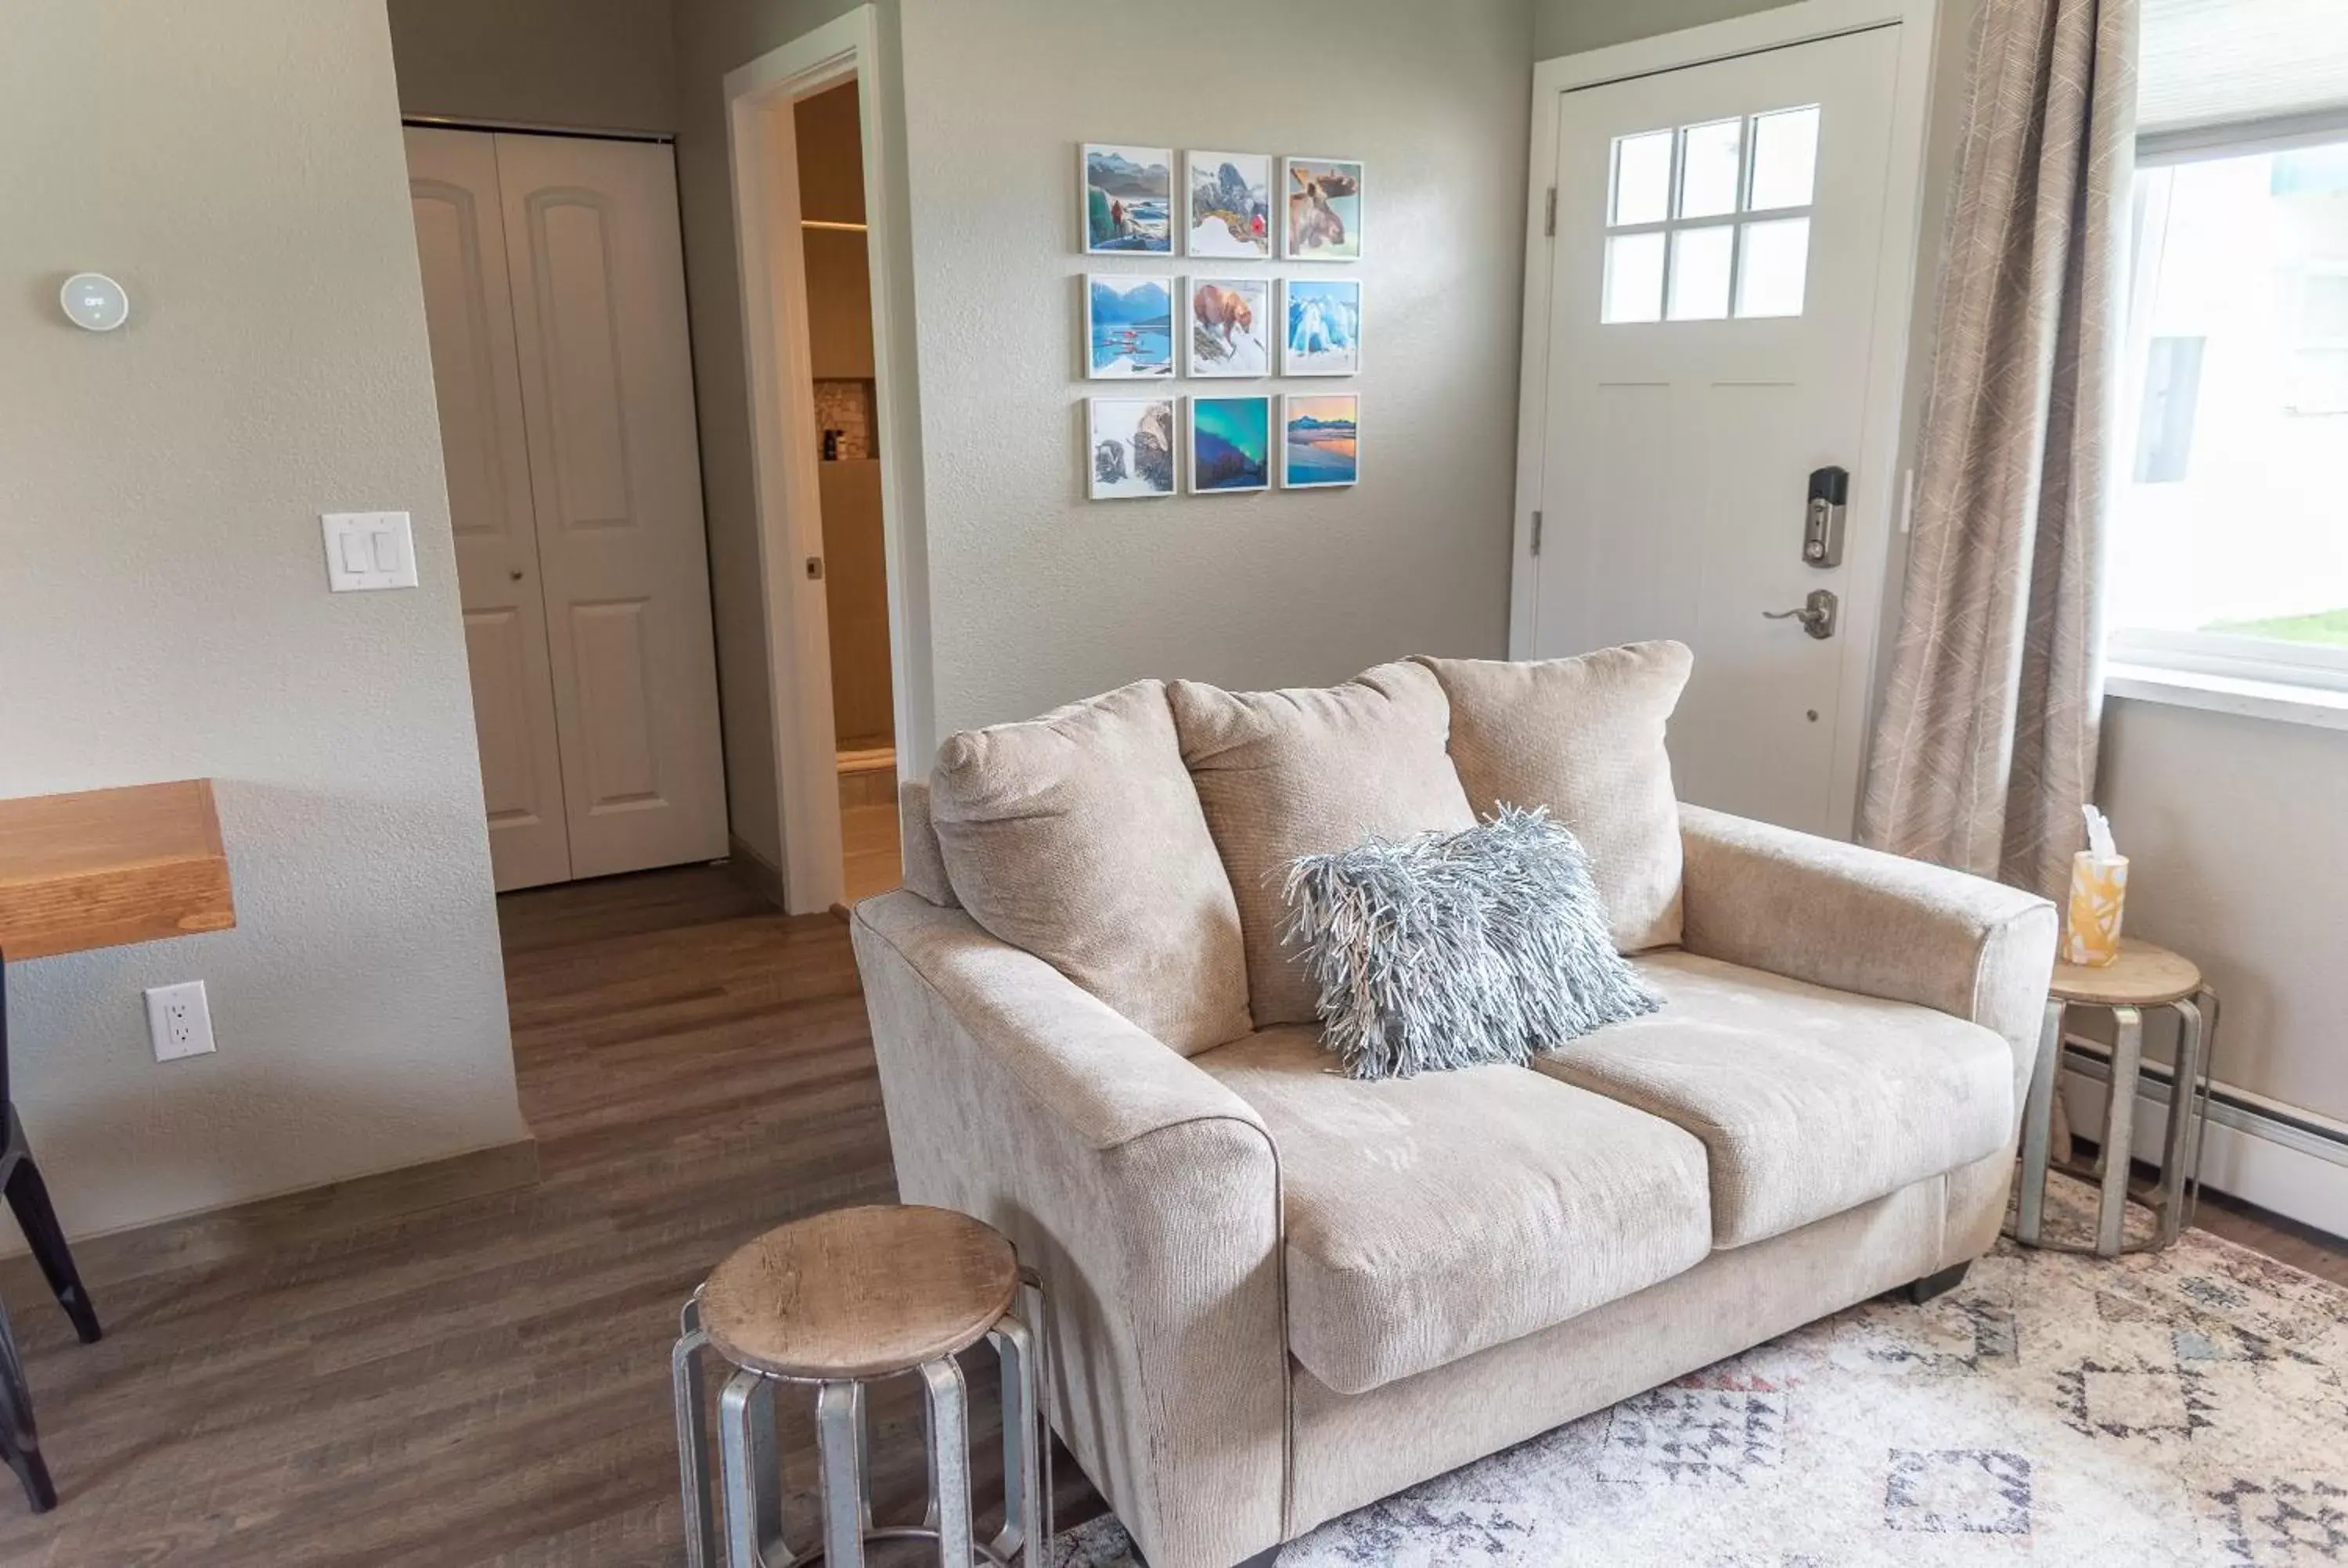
[1529,25,1904,835]
[406,128,730,888]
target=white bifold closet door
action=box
[406,126,728,891]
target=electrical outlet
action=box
[144,980,216,1063]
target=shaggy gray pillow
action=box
[1280,806,1662,1080]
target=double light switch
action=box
[321,511,419,592]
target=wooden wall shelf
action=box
[0,780,236,961]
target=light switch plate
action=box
[322,511,418,592]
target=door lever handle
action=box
[1763,588,1838,639]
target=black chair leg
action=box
[0,1298,54,1513]
[2,1135,100,1345]
[1905,1261,1971,1305]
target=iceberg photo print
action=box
[1186,277,1269,378]
[1082,144,1173,254]
[1087,397,1177,500]
[1283,278,1361,376]
[1280,394,1358,488]
[1188,396,1270,494]
[1186,150,1271,258]
[1083,275,1175,379]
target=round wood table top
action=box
[2051,938,2202,1008]
[700,1204,1019,1381]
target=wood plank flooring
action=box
[0,863,2340,1563]
[0,865,1093,1565]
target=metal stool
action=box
[673,1204,1051,1567]
[2015,939,2218,1257]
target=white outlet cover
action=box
[322,511,419,592]
[144,980,217,1063]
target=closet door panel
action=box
[405,126,574,891]
[495,132,729,879]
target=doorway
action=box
[794,81,902,905]
[1511,0,1938,839]
[405,125,731,891]
[726,7,927,915]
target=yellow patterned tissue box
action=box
[2063,851,2128,966]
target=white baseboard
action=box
[2061,1048,2348,1240]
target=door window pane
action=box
[1612,130,1673,226]
[1748,105,1821,210]
[1667,225,1734,320]
[1677,118,1743,219]
[1603,231,1666,322]
[1735,217,1810,318]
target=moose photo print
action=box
[1282,156,1362,261]
[1082,145,1173,254]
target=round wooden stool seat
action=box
[699,1204,1019,1381]
[2050,938,2202,1009]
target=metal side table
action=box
[673,1203,1052,1568]
[2015,939,2218,1257]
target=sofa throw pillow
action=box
[1170,663,1477,1027]
[1417,642,1693,953]
[928,680,1253,1055]
[1283,807,1662,1080]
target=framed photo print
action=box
[1280,394,1359,488]
[1083,275,1175,379]
[1082,144,1174,254]
[1087,397,1177,500]
[1187,395,1271,494]
[1281,156,1363,261]
[1184,276,1271,378]
[1185,150,1272,258]
[1281,278,1361,376]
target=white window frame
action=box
[1599,106,1821,325]
[2106,115,2348,727]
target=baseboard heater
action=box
[2057,1032,2348,1242]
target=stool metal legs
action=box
[2013,990,2219,1257]
[675,1296,1050,1568]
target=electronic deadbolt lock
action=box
[1803,466,1849,568]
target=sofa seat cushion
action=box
[1532,952,2013,1248]
[1196,1025,1712,1395]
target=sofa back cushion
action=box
[1417,642,1692,952]
[928,680,1252,1054]
[1170,662,1476,1027]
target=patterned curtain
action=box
[1860,0,2139,899]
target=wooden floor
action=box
[0,865,1092,1566]
[1,865,2341,1564]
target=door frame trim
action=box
[1510,0,1943,839]
[725,5,929,913]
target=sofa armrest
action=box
[1677,804,2058,1107]
[850,891,1286,1568]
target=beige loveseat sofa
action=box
[850,646,2058,1568]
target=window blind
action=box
[2141,0,2348,156]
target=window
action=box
[1600,105,1819,325]
[2107,131,2348,692]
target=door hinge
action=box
[1530,509,1544,556]
[1543,187,1558,238]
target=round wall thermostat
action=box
[60,272,131,333]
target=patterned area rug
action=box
[1054,1183,2348,1566]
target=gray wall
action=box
[2098,703,2348,1124]
[901,0,1532,735]
[388,0,680,132]
[672,0,1529,867]
[0,0,528,1243]
[1535,0,1789,58]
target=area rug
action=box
[1053,1187,2348,1566]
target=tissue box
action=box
[2063,850,2128,966]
